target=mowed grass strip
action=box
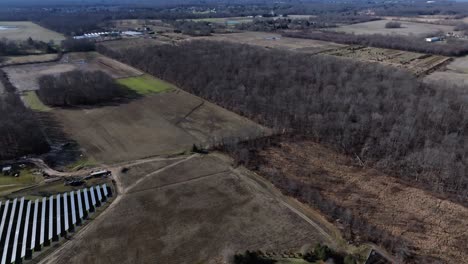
[117,74,174,95]
[23,91,51,112]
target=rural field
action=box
[0,21,65,43]
[196,31,345,54]
[252,141,468,263]
[425,55,468,86]
[4,52,142,92]
[39,154,337,264]
[330,19,455,36]
[52,89,269,164]
[322,46,451,75]
[0,53,59,67]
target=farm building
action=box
[425,37,441,43]
[1,166,12,175]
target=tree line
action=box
[0,70,50,160]
[236,16,380,32]
[283,31,468,57]
[0,37,56,56]
[98,40,468,201]
[220,136,412,262]
[37,70,134,107]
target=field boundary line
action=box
[125,169,230,195]
[124,154,199,193]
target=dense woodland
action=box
[171,20,214,36]
[0,71,50,160]
[99,40,468,200]
[37,71,132,106]
[61,38,96,52]
[283,31,468,56]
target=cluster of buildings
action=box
[73,32,116,40]
[73,30,146,41]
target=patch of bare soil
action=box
[255,141,468,263]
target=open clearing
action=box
[0,21,65,43]
[0,53,59,66]
[331,19,455,36]
[323,46,451,75]
[4,52,142,91]
[52,89,269,164]
[40,154,334,264]
[424,55,468,86]
[117,74,174,95]
[254,141,468,263]
[194,32,345,54]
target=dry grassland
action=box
[0,54,59,67]
[255,141,468,263]
[40,155,333,264]
[4,52,142,91]
[425,55,468,86]
[52,90,268,164]
[0,21,65,43]
[323,46,451,75]
[194,32,345,54]
[331,19,455,36]
[100,38,163,51]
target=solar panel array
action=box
[0,184,111,264]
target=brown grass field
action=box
[194,32,345,54]
[253,141,468,263]
[323,46,451,75]
[425,55,468,86]
[4,52,142,91]
[39,154,335,264]
[330,19,455,36]
[0,54,60,67]
[52,89,269,164]
[0,21,65,43]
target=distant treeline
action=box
[237,16,379,32]
[171,20,214,36]
[0,37,56,56]
[37,70,132,107]
[98,41,468,201]
[0,71,49,160]
[283,31,468,57]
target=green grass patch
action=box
[0,168,42,186]
[23,91,51,111]
[117,75,174,95]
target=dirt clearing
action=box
[253,141,468,263]
[40,154,334,264]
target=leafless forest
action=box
[0,70,49,160]
[99,41,468,200]
[37,70,132,106]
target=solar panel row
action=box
[0,184,111,264]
